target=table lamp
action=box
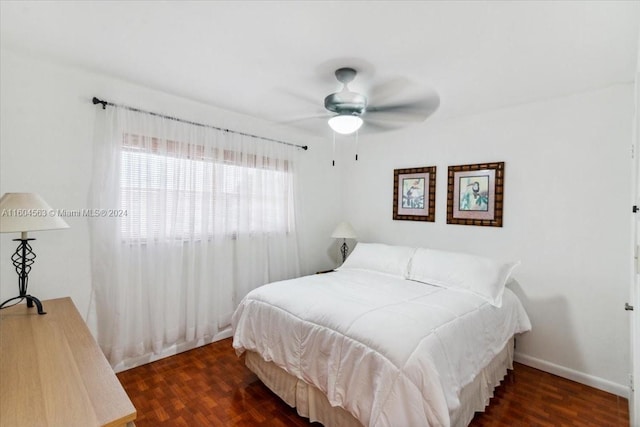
[331,221,357,263]
[0,193,69,314]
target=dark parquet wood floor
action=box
[117,338,629,427]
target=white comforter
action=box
[232,269,531,427]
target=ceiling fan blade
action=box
[361,119,404,133]
[276,113,327,127]
[367,77,414,105]
[272,113,334,138]
[276,87,324,110]
[366,92,440,123]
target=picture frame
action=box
[447,162,504,227]
[393,166,436,222]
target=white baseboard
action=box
[514,352,630,398]
[113,328,234,373]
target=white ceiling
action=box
[1,1,639,134]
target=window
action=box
[119,135,295,240]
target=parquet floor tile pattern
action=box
[117,338,629,426]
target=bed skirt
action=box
[244,337,514,427]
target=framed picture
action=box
[447,162,504,227]
[393,166,436,222]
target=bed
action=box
[232,243,531,427]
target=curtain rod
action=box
[92,97,308,151]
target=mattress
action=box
[232,269,531,426]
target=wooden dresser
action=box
[0,297,136,427]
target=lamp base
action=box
[0,294,46,314]
[340,239,349,263]
[0,237,47,315]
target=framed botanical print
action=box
[447,162,504,227]
[393,166,436,222]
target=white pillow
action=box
[338,243,416,277]
[407,247,519,307]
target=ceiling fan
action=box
[322,67,440,135]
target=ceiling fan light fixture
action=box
[328,114,363,135]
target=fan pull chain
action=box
[355,129,359,161]
[332,131,336,166]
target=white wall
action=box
[340,84,634,395]
[0,47,341,333]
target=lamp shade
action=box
[331,221,357,239]
[328,115,363,135]
[0,193,69,233]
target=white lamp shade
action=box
[331,221,357,239]
[0,193,69,233]
[328,115,363,135]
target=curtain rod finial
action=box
[92,97,107,110]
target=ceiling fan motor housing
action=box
[324,91,367,115]
[325,67,368,116]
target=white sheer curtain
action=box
[89,106,301,367]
